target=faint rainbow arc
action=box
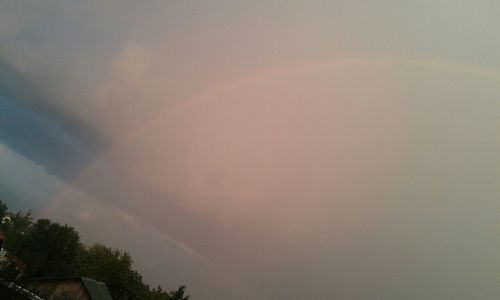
[49,56,500,259]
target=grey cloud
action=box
[0,62,104,178]
[1,1,500,299]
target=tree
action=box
[168,285,190,300]
[0,200,8,220]
[147,286,171,300]
[11,219,81,278]
[75,244,149,299]
[1,209,34,257]
[0,201,192,299]
[1,210,33,234]
[146,285,190,300]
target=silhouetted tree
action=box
[11,219,81,278]
[75,244,149,299]
[2,209,34,257]
[0,200,8,220]
[147,286,172,300]
[0,200,191,299]
[169,285,190,300]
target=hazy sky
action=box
[1,1,499,299]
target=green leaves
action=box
[75,244,148,299]
[0,200,190,299]
[9,218,81,278]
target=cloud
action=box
[0,78,99,177]
[0,141,206,290]
[1,1,500,299]
[73,62,500,299]
[0,142,60,212]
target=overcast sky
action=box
[1,1,500,299]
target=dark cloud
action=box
[0,61,105,178]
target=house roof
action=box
[18,277,113,300]
[81,277,113,300]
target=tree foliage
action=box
[74,244,148,299]
[0,200,190,299]
[11,219,81,278]
[168,285,190,300]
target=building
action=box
[19,277,113,300]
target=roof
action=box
[81,277,113,300]
[18,277,113,300]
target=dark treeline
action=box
[0,200,189,300]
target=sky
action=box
[1,1,500,299]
